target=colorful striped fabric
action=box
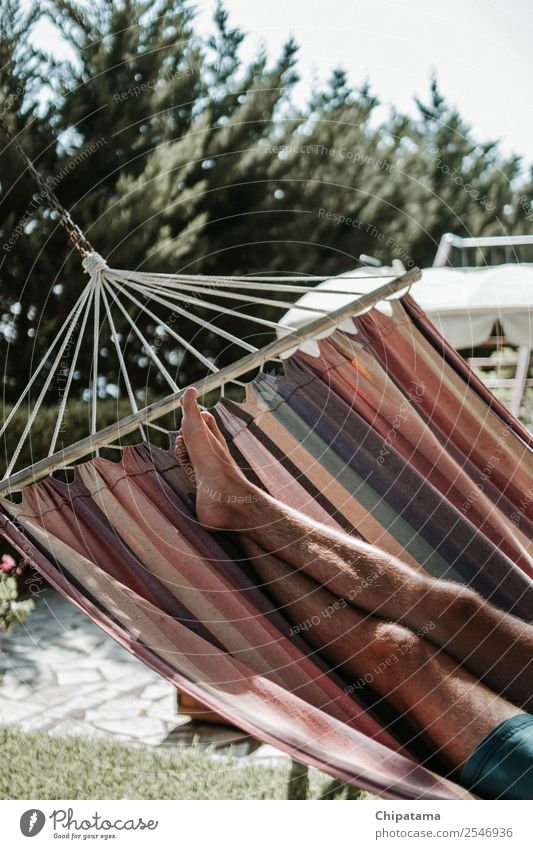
[1,296,532,800]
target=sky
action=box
[193,0,533,167]
[31,0,533,167]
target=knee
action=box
[404,573,482,633]
[435,581,482,626]
[371,622,432,685]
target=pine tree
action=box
[1,2,532,412]
[44,0,301,389]
[399,76,532,266]
[0,0,62,404]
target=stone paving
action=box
[0,588,286,763]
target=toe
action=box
[182,387,202,424]
[201,411,220,439]
[202,411,226,446]
[175,434,187,462]
[182,388,208,440]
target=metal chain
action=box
[0,113,94,258]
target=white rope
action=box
[0,267,420,494]
[82,252,108,277]
[106,277,230,372]
[91,276,101,439]
[222,377,249,389]
[115,276,260,353]
[4,285,95,478]
[117,280,292,334]
[146,421,172,434]
[0,284,93,440]
[179,279,383,293]
[48,285,94,456]
[116,269,393,283]
[119,275,293,333]
[121,274,373,296]
[100,283,147,441]
[115,274,334,315]
[101,279,181,393]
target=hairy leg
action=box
[239,534,523,771]
[231,497,533,711]
[178,387,533,711]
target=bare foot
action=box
[176,387,258,530]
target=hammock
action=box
[2,291,533,799]
[1,120,532,800]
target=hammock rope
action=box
[107,276,257,361]
[0,118,419,494]
[99,284,147,443]
[48,285,94,456]
[100,277,182,393]
[3,283,95,478]
[0,264,419,494]
[114,275,293,338]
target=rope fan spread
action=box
[0,115,419,491]
[0,252,418,494]
[3,121,533,801]
[0,249,419,493]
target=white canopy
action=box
[281,263,533,349]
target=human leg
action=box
[178,387,533,711]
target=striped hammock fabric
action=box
[1,295,532,800]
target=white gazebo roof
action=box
[281,263,533,349]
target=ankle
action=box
[195,475,262,531]
[223,483,263,530]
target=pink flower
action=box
[1,554,16,572]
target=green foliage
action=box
[0,725,373,799]
[0,573,34,633]
[403,77,532,265]
[1,0,532,403]
[0,398,170,473]
[0,0,64,402]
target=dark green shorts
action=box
[461,713,533,799]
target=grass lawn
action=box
[0,726,366,800]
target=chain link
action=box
[0,113,95,258]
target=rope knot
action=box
[82,252,108,277]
